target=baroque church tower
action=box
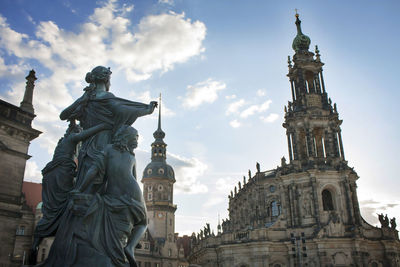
[284,13,345,170]
[142,98,176,240]
[189,14,400,267]
[136,97,187,267]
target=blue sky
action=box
[0,0,399,235]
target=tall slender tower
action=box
[142,97,176,241]
[283,13,346,170]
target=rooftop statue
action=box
[31,66,156,267]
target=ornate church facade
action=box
[188,15,400,267]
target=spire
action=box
[20,69,37,114]
[151,93,167,162]
[153,93,165,140]
[292,11,311,52]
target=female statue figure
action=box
[37,66,155,266]
[60,66,157,193]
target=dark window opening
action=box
[322,189,334,211]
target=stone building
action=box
[135,100,189,267]
[188,14,400,267]
[0,70,41,267]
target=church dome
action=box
[292,14,311,52]
[143,161,175,181]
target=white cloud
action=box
[167,152,208,194]
[0,0,206,153]
[240,99,272,118]
[229,119,241,128]
[158,0,174,5]
[256,89,266,96]
[24,160,42,183]
[260,113,279,123]
[203,196,225,208]
[215,177,238,194]
[182,78,226,109]
[225,94,236,100]
[226,99,245,115]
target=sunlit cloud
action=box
[229,119,241,128]
[260,113,279,123]
[181,78,226,109]
[0,0,206,154]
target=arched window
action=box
[271,201,280,216]
[322,189,334,211]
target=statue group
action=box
[30,66,157,267]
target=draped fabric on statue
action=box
[71,93,150,192]
[83,194,147,266]
[34,155,76,238]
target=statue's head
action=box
[112,125,138,154]
[85,66,112,91]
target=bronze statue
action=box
[32,66,156,267]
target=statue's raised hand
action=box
[150,101,158,113]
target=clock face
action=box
[157,212,164,219]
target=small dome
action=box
[36,201,43,209]
[292,15,311,52]
[143,161,175,181]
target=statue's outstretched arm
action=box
[71,123,112,143]
[136,101,158,117]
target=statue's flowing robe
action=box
[72,92,150,192]
[34,144,76,238]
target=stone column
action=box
[287,132,293,161]
[291,132,299,160]
[306,128,315,159]
[290,80,296,101]
[337,130,345,160]
[310,177,320,227]
[341,178,354,225]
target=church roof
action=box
[22,181,42,213]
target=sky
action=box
[0,0,399,236]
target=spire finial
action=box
[295,8,299,18]
[153,92,165,140]
[158,93,162,131]
[292,10,311,52]
[315,45,321,61]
